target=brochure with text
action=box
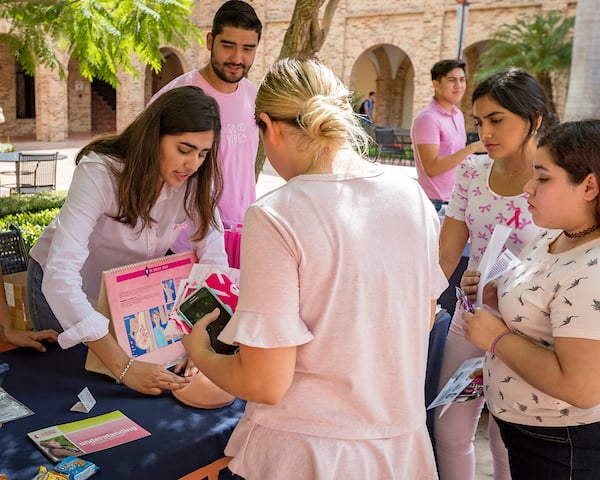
[28,410,150,463]
[475,225,521,307]
[427,356,485,417]
[86,251,198,377]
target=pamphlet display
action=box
[85,253,241,378]
[86,252,199,377]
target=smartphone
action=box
[178,286,239,355]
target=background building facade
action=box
[0,0,576,142]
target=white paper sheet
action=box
[427,356,484,417]
[475,225,521,307]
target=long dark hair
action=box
[76,86,222,240]
[472,68,558,143]
[538,120,600,186]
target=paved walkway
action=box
[10,134,288,197]
[9,134,494,479]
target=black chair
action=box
[0,224,29,274]
[394,128,415,166]
[374,126,404,165]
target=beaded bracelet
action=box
[116,358,134,385]
[490,330,512,356]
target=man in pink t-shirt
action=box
[152,1,262,256]
[411,59,484,209]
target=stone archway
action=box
[145,48,186,104]
[350,45,414,130]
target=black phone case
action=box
[178,287,239,355]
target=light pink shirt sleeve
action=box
[219,205,314,348]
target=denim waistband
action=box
[431,199,448,212]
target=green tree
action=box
[0,0,202,87]
[255,0,341,177]
[278,0,341,59]
[476,10,574,112]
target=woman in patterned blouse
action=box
[463,120,600,479]
[435,68,557,480]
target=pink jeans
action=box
[434,327,511,480]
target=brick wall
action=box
[0,0,578,140]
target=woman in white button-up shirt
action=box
[28,86,228,395]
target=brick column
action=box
[116,58,146,133]
[413,0,445,113]
[35,63,68,141]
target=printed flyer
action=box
[28,410,150,463]
[87,252,199,377]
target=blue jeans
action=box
[430,199,448,224]
[495,416,600,479]
[27,258,63,332]
[430,199,448,213]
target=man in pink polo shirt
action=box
[411,59,484,214]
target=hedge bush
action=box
[0,191,67,251]
[0,208,61,251]
[0,191,66,217]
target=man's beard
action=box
[211,56,250,84]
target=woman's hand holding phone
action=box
[178,286,239,355]
[181,308,220,356]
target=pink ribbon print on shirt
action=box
[506,207,521,229]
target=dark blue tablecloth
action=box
[0,343,245,479]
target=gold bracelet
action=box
[116,358,134,385]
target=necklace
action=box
[563,224,600,239]
[505,166,528,178]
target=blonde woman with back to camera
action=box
[182,57,447,479]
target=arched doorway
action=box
[350,45,414,130]
[91,80,116,134]
[145,48,185,103]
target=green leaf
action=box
[475,10,574,111]
[0,0,203,87]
